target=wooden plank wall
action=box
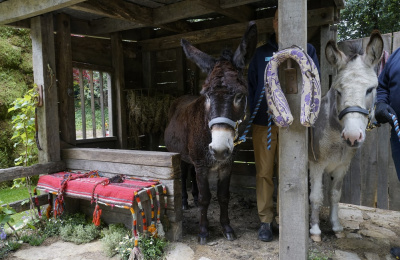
[336,33,400,210]
[61,148,183,241]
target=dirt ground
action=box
[175,187,400,260]
[4,187,400,260]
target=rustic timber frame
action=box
[0,0,344,258]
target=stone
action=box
[165,242,194,260]
[333,250,361,260]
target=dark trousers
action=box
[391,128,400,181]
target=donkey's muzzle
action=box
[209,145,232,161]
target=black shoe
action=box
[391,247,400,259]
[258,222,273,242]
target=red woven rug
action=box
[37,171,160,207]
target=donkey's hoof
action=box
[310,234,321,242]
[222,231,236,241]
[182,202,189,210]
[335,232,345,238]
[198,236,208,245]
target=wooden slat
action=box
[360,130,378,207]
[1,194,48,213]
[89,70,96,138]
[155,71,178,83]
[156,60,178,72]
[0,0,86,25]
[319,25,336,96]
[71,36,112,68]
[107,73,113,137]
[31,14,61,163]
[0,161,66,182]
[99,72,106,137]
[78,69,86,139]
[61,148,181,168]
[56,13,76,145]
[63,159,178,180]
[377,124,390,209]
[196,0,254,22]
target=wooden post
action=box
[278,1,309,259]
[31,14,60,163]
[111,32,127,149]
[56,13,76,145]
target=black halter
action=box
[338,106,369,121]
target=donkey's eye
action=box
[336,90,342,97]
[234,94,244,104]
[366,87,374,95]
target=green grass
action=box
[1,186,41,228]
[75,106,109,131]
[0,186,32,205]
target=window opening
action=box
[73,68,113,139]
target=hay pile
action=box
[127,90,175,149]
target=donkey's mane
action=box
[348,42,364,61]
[220,49,234,62]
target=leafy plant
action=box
[139,235,168,260]
[116,234,169,260]
[60,223,100,244]
[0,201,17,239]
[101,223,130,257]
[8,87,38,167]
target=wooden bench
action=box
[47,148,182,241]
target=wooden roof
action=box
[0,0,344,51]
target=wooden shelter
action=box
[0,0,344,259]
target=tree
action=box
[338,0,400,41]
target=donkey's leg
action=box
[217,169,235,241]
[330,167,346,238]
[309,163,325,242]
[181,161,190,210]
[190,164,199,207]
[195,165,211,245]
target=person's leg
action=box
[390,129,400,257]
[390,129,400,181]
[252,124,278,241]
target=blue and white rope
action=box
[390,113,400,142]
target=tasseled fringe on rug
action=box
[46,193,52,219]
[92,203,102,226]
[128,246,143,260]
[129,207,143,260]
[156,221,165,238]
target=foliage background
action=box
[0,27,32,169]
[338,0,400,41]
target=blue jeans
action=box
[391,128,400,181]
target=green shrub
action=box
[101,223,130,257]
[60,223,100,244]
[116,234,169,260]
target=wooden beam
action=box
[31,14,61,163]
[2,194,49,213]
[72,0,153,24]
[111,32,127,149]
[196,0,254,22]
[0,0,87,25]
[278,0,308,259]
[56,13,76,146]
[139,7,334,51]
[0,161,66,182]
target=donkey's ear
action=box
[233,21,258,70]
[363,30,383,67]
[325,40,348,70]
[181,39,216,74]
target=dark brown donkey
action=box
[164,22,257,244]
